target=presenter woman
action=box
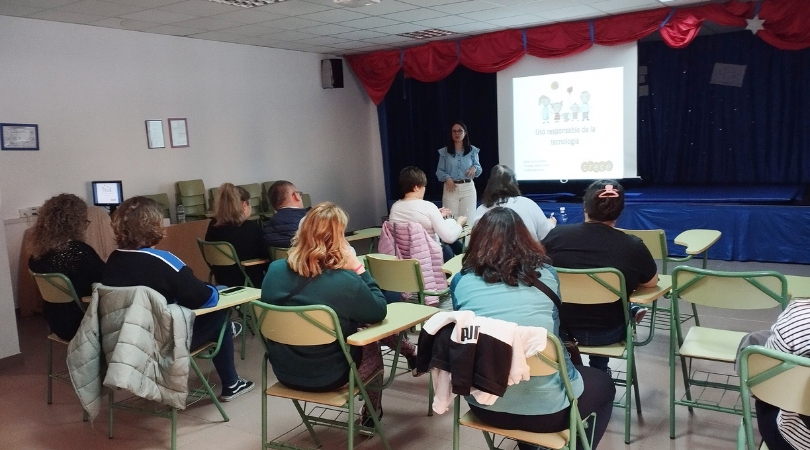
[436,121,482,219]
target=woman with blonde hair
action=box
[28,193,105,340]
[205,183,268,287]
[260,202,392,425]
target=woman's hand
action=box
[341,243,365,275]
[444,178,456,192]
[439,207,453,218]
[456,215,467,227]
[465,166,476,178]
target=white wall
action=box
[0,16,386,320]
[0,188,21,360]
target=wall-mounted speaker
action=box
[321,58,344,89]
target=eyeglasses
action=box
[295,191,303,197]
[451,129,465,134]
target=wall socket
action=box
[19,206,39,218]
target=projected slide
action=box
[513,67,623,180]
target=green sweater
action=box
[260,259,387,390]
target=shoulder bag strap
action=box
[529,274,578,342]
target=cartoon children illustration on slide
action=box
[551,101,563,123]
[539,96,550,123]
[570,103,580,121]
[580,91,591,121]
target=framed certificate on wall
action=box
[168,118,189,148]
[1,123,39,150]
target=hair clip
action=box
[597,185,620,198]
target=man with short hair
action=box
[262,180,310,248]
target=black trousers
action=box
[468,366,615,450]
[755,399,796,450]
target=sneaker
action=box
[221,378,254,402]
[634,307,648,324]
[231,321,243,338]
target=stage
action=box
[529,185,810,264]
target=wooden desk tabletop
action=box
[195,287,261,315]
[673,229,722,255]
[442,254,464,280]
[347,302,438,346]
[786,275,810,299]
[630,274,672,304]
[346,227,382,242]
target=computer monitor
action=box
[91,180,123,213]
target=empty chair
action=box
[208,186,219,211]
[175,179,209,220]
[668,266,789,440]
[142,193,171,219]
[366,253,450,307]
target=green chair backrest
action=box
[366,253,425,294]
[31,272,85,312]
[262,181,277,215]
[269,247,289,261]
[672,266,789,310]
[142,193,170,219]
[197,239,254,287]
[239,183,264,216]
[253,302,338,346]
[208,187,219,211]
[176,179,207,217]
[301,192,312,209]
[555,267,627,306]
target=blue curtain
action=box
[638,31,810,184]
[378,66,499,204]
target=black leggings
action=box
[755,399,796,450]
[468,366,615,450]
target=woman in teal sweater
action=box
[260,202,387,424]
[451,207,614,450]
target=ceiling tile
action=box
[330,40,379,49]
[353,1,419,16]
[338,16,400,29]
[264,29,321,41]
[487,13,549,27]
[400,0,469,7]
[334,28,388,39]
[104,0,180,6]
[430,0,499,14]
[89,17,157,31]
[157,0,241,16]
[460,6,522,21]
[5,0,76,7]
[236,35,286,46]
[252,1,332,16]
[272,41,315,51]
[370,22,424,34]
[56,0,146,16]
[299,23,358,35]
[299,8,370,23]
[0,4,44,16]
[120,9,197,24]
[175,17,243,31]
[144,24,206,36]
[413,14,475,28]
[261,16,325,30]
[28,9,106,24]
[536,4,601,20]
[189,30,246,42]
[297,35,350,45]
[590,0,662,14]
[440,21,500,33]
[211,9,289,23]
[381,8,446,21]
[224,23,281,36]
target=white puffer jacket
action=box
[379,221,447,305]
[67,284,195,420]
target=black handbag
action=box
[530,276,584,366]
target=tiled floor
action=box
[1,258,807,450]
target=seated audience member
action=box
[260,202,415,425]
[755,298,810,450]
[472,164,556,241]
[542,180,657,373]
[388,166,466,262]
[28,194,105,340]
[205,183,268,287]
[102,196,254,401]
[262,180,310,248]
[452,207,614,450]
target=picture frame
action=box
[145,120,165,149]
[1,123,39,150]
[168,118,189,148]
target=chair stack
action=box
[175,179,209,220]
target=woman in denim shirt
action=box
[436,121,482,219]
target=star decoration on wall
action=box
[746,15,765,34]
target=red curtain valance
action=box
[345,0,810,105]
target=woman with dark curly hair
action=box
[28,193,105,340]
[452,207,614,450]
[102,196,254,402]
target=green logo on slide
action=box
[581,161,614,172]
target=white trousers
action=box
[442,181,477,219]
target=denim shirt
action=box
[436,145,482,182]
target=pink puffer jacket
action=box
[378,221,447,305]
